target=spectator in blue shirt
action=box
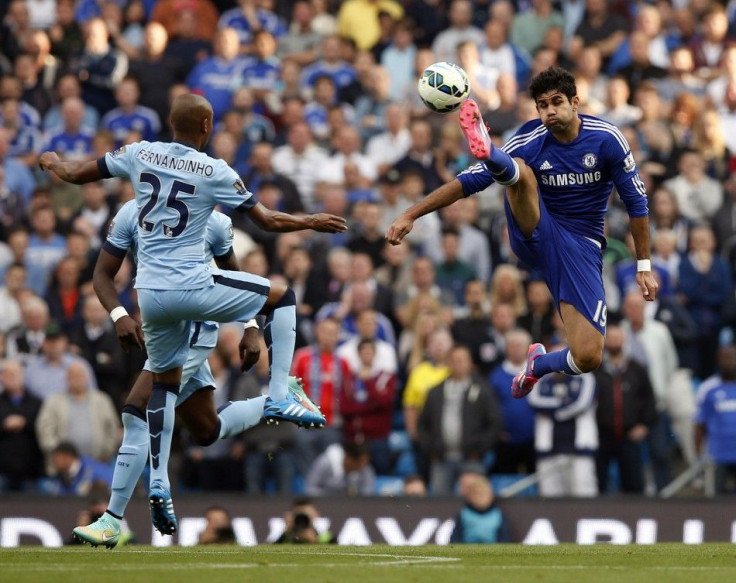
[0,127,37,204]
[450,471,510,543]
[43,441,113,496]
[1,98,41,167]
[489,328,536,474]
[302,35,357,91]
[242,30,281,100]
[101,77,161,145]
[696,344,736,493]
[218,0,286,51]
[186,27,247,121]
[68,18,129,116]
[43,74,100,133]
[44,97,95,161]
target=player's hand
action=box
[386,215,414,245]
[307,213,348,233]
[636,270,658,302]
[239,327,260,372]
[39,151,60,171]
[115,315,145,352]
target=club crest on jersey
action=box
[623,152,636,173]
[233,179,248,196]
[582,153,597,169]
[111,146,127,158]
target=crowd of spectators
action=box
[2,0,736,498]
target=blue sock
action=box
[264,289,296,401]
[218,396,267,439]
[108,406,149,518]
[483,147,519,185]
[531,347,583,378]
[147,382,179,492]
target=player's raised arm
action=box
[245,202,347,233]
[39,151,104,184]
[386,178,465,245]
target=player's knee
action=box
[573,349,602,373]
[191,422,220,446]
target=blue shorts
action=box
[505,196,607,335]
[143,322,218,405]
[139,269,270,373]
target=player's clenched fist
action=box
[39,151,60,171]
[386,216,414,245]
[636,271,659,302]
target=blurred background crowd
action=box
[2,0,736,501]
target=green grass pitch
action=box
[1,544,735,583]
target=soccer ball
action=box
[417,62,470,114]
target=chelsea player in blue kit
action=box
[40,93,347,536]
[387,68,658,398]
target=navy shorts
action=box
[504,196,607,335]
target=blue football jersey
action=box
[99,140,255,290]
[101,106,162,144]
[457,114,649,243]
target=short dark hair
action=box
[529,67,577,102]
[343,441,370,459]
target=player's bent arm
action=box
[244,202,347,233]
[93,249,126,313]
[39,152,103,185]
[214,249,240,272]
[629,216,651,261]
[386,179,464,244]
[93,248,145,351]
[404,179,464,221]
[629,215,659,301]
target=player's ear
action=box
[571,95,580,111]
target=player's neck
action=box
[549,115,581,144]
[172,135,203,151]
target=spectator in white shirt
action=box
[318,125,377,185]
[272,121,330,212]
[431,0,484,63]
[365,103,411,177]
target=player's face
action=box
[535,91,578,132]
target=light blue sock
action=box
[147,382,179,491]
[532,347,583,378]
[218,396,267,439]
[264,289,296,401]
[483,147,520,185]
[108,406,149,517]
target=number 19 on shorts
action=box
[592,299,607,328]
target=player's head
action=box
[169,93,214,150]
[529,67,579,132]
[718,344,736,380]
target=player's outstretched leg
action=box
[217,377,320,437]
[459,98,519,185]
[260,286,326,428]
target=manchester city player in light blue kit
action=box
[72,201,311,547]
[387,67,658,399]
[40,93,346,536]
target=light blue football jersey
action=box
[104,200,234,349]
[104,200,234,267]
[99,140,255,290]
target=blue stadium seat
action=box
[374,475,404,496]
